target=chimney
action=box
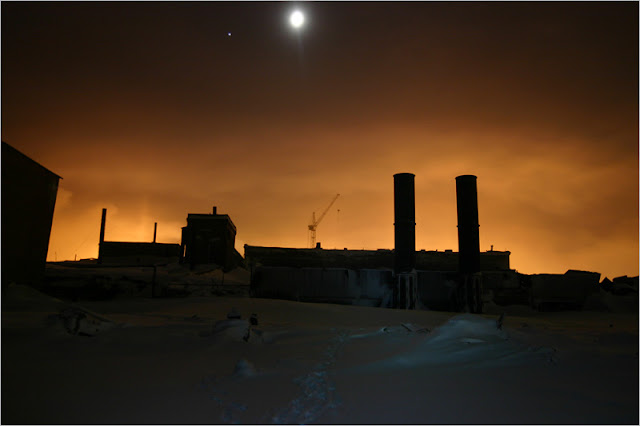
[153,222,157,243]
[393,173,416,274]
[212,206,217,215]
[99,208,107,245]
[98,208,107,264]
[455,175,480,274]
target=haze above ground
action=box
[1,2,638,279]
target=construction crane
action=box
[308,193,340,248]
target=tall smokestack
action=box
[153,222,157,243]
[212,206,217,215]
[394,173,416,274]
[98,208,107,264]
[455,175,480,274]
[99,208,107,245]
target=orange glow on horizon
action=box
[41,127,638,281]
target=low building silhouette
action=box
[245,245,512,310]
[98,241,181,265]
[97,209,180,265]
[244,245,510,271]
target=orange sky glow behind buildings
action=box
[2,2,638,280]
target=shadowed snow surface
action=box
[2,288,638,424]
[349,314,556,373]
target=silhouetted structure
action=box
[97,208,180,265]
[249,173,506,311]
[244,246,510,271]
[455,175,483,313]
[180,206,242,270]
[393,173,418,309]
[246,172,602,313]
[98,208,107,263]
[455,175,480,274]
[529,270,600,310]
[393,173,416,274]
[98,241,181,265]
[1,141,60,289]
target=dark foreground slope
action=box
[2,285,638,424]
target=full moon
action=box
[289,10,305,29]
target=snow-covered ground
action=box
[2,283,638,424]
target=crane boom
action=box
[308,193,340,248]
[314,193,340,227]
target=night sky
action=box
[2,2,638,279]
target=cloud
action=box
[55,187,73,209]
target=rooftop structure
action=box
[180,206,242,270]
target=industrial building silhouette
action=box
[245,173,602,312]
[3,145,609,312]
[246,173,497,311]
[96,206,242,271]
[97,208,181,265]
[2,141,61,290]
[81,171,605,311]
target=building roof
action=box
[2,141,62,180]
[186,213,236,233]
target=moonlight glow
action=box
[289,10,305,29]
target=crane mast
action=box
[308,193,340,248]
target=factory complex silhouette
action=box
[2,141,636,312]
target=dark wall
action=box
[244,245,510,272]
[181,214,238,270]
[1,142,60,288]
[250,266,392,307]
[98,241,181,265]
[245,246,393,269]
